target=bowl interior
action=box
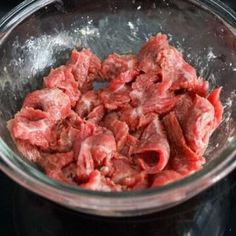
[0,0,235,180]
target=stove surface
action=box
[0,170,235,236]
[0,1,235,236]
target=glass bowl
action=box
[0,0,235,217]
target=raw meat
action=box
[133,116,170,174]
[23,88,71,121]
[163,112,205,175]
[43,66,80,107]
[8,33,223,191]
[68,49,101,92]
[152,170,183,187]
[101,53,138,80]
[8,108,53,149]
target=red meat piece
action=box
[111,155,148,190]
[119,105,156,131]
[109,69,138,87]
[55,112,97,153]
[120,134,140,157]
[99,88,131,110]
[23,88,71,121]
[163,112,204,175]
[15,139,42,162]
[174,94,194,125]
[101,53,138,80]
[75,90,100,118]
[131,73,161,91]
[40,151,74,170]
[104,112,129,152]
[68,49,101,92]
[133,116,170,174]
[138,33,169,73]
[158,47,209,96]
[49,121,81,153]
[99,70,137,110]
[72,120,98,158]
[81,170,122,191]
[43,66,80,107]
[184,95,215,155]
[8,108,53,149]
[86,105,105,124]
[39,151,75,184]
[207,87,223,128]
[76,131,116,181]
[152,170,183,187]
[130,83,179,115]
[62,163,77,184]
[119,105,142,131]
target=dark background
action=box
[0,0,236,11]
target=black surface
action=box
[0,1,235,236]
[0,170,235,236]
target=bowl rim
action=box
[0,0,235,215]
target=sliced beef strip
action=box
[132,115,170,174]
[44,66,80,107]
[163,112,205,176]
[101,53,138,80]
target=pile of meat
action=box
[8,33,223,191]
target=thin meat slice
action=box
[109,69,138,88]
[88,51,102,81]
[39,151,75,184]
[158,47,209,96]
[68,49,101,92]
[138,33,169,73]
[130,83,179,115]
[62,163,77,184]
[174,93,218,155]
[75,139,94,181]
[15,139,42,162]
[99,70,137,110]
[23,88,71,121]
[69,49,90,87]
[131,73,162,91]
[101,53,138,80]
[142,95,179,115]
[99,88,130,110]
[111,155,148,190]
[43,66,80,107]
[207,87,223,128]
[184,95,215,155]
[119,105,142,131]
[81,170,122,191]
[49,121,81,153]
[120,134,140,157]
[172,76,209,97]
[104,112,129,152]
[119,105,156,131]
[133,115,170,174]
[174,94,193,125]
[75,90,100,118]
[90,131,116,166]
[163,112,204,175]
[39,151,74,170]
[87,105,105,124]
[56,125,79,152]
[72,120,98,158]
[76,131,116,181]
[152,170,183,187]
[8,108,53,149]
